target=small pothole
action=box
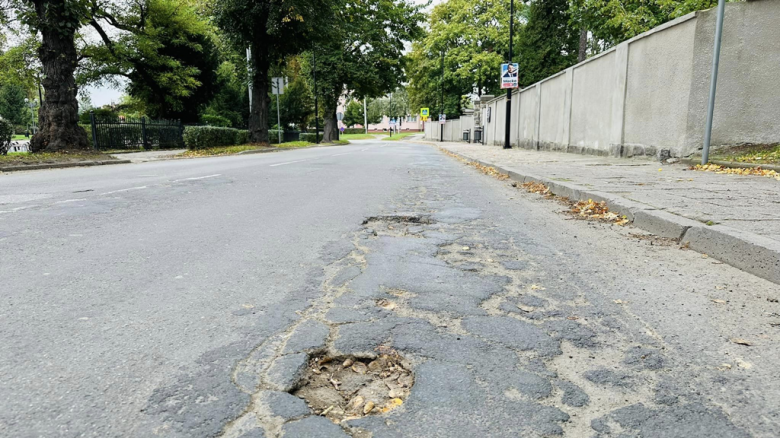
[293,350,414,424]
[362,214,432,225]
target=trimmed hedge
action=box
[200,114,232,127]
[183,126,249,150]
[299,132,321,143]
[342,128,365,135]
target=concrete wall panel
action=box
[538,72,571,150]
[624,18,696,156]
[570,52,617,153]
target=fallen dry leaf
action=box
[691,163,780,181]
[614,299,625,304]
[711,299,727,304]
[735,358,753,369]
[363,401,375,414]
[730,338,753,346]
[342,358,354,368]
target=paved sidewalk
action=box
[437,142,780,241]
[426,141,780,284]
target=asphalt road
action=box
[1,139,778,438]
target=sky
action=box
[86,0,441,107]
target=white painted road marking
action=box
[54,199,87,204]
[0,205,38,214]
[100,186,148,196]
[172,174,222,182]
[270,160,306,167]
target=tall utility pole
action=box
[440,50,444,142]
[364,99,368,134]
[274,78,282,144]
[702,0,726,165]
[503,0,514,149]
[313,48,319,144]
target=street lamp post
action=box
[701,0,726,165]
[313,48,319,144]
[440,50,444,142]
[503,0,515,149]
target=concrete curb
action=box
[432,144,780,285]
[237,148,280,155]
[0,160,131,173]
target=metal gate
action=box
[89,113,184,150]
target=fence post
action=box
[89,111,98,150]
[141,117,148,150]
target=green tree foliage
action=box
[0,84,30,126]
[366,98,383,125]
[202,60,250,128]
[213,0,333,143]
[269,57,314,131]
[408,0,524,118]
[0,37,40,93]
[304,0,425,142]
[516,0,579,87]
[82,0,219,122]
[342,100,363,128]
[570,0,723,54]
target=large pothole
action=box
[293,350,414,424]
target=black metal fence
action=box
[89,113,184,150]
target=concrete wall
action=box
[569,51,617,154]
[517,86,539,149]
[538,71,571,151]
[624,16,697,156]
[464,0,780,158]
[686,0,780,152]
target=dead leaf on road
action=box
[730,338,753,346]
[711,299,727,304]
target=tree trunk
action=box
[322,105,338,143]
[30,1,89,152]
[249,44,270,144]
[578,27,588,63]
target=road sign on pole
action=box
[420,108,429,118]
[271,77,287,144]
[439,114,446,125]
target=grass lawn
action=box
[11,135,29,141]
[0,151,112,165]
[179,139,348,158]
[382,132,420,141]
[179,145,271,157]
[339,133,375,140]
[714,144,780,166]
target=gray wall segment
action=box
[570,51,617,153]
[624,18,697,156]
[538,72,570,150]
[686,0,780,153]
[518,86,539,149]
[451,1,778,157]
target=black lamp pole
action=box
[503,0,514,149]
[313,48,319,144]
[440,50,444,142]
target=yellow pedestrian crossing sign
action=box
[421,108,430,117]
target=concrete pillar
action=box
[610,43,630,156]
[564,68,574,148]
[534,83,542,150]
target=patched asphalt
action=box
[1,140,778,437]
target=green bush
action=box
[183,126,249,150]
[200,114,232,127]
[234,130,249,145]
[342,128,365,135]
[0,118,13,154]
[299,132,321,143]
